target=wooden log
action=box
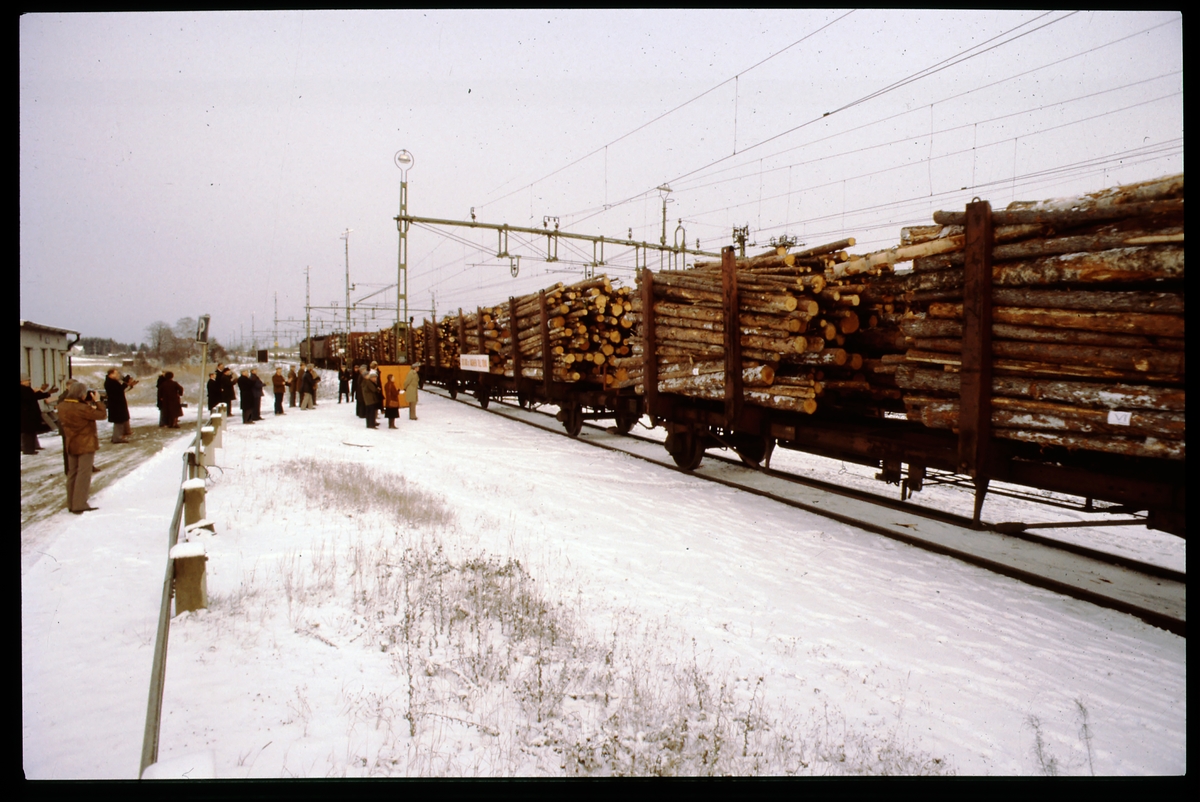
[911,337,1184,376]
[908,396,1184,439]
[932,197,1184,228]
[990,288,1184,314]
[992,245,1183,285]
[902,350,1184,384]
[996,429,1184,461]
[924,303,1185,338]
[898,316,1184,351]
[893,364,1185,411]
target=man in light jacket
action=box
[57,380,106,513]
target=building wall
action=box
[20,325,74,391]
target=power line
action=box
[475,9,858,213]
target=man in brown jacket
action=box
[56,380,107,514]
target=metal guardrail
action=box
[138,404,220,778]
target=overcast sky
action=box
[19,10,1182,349]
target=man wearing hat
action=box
[403,362,420,421]
[20,373,56,455]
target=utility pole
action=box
[304,267,311,364]
[395,151,413,362]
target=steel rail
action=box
[427,386,1185,635]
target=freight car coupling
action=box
[406,174,1184,539]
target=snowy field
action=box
[21,386,1186,777]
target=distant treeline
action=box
[79,337,142,355]
[81,318,228,364]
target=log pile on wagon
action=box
[620,237,897,416]
[426,276,638,384]
[865,173,1185,461]
[345,329,403,366]
[617,173,1183,462]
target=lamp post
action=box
[394,150,413,363]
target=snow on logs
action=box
[882,173,1185,460]
[423,276,638,385]
[619,237,876,416]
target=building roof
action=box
[20,320,79,337]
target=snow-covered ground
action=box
[21,387,1186,777]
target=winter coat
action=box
[236,375,255,407]
[300,371,315,396]
[360,376,381,407]
[383,379,401,408]
[20,385,53,434]
[217,372,236,405]
[250,374,265,400]
[104,376,131,424]
[158,379,184,420]
[57,397,107,455]
[403,368,419,406]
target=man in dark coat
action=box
[104,368,137,443]
[249,368,265,420]
[359,370,381,428]
[156,370,168,427]
[352,366,364,417]
[157,371,184,428]
[20,373,56,454]
[207,372,221,412]
[236,370,256,424]
[299,367,315,410]
[219,367,237,412]
[338,368,351,404]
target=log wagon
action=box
[417,174,1185,536]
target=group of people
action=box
[20,371,121,514]
[203,363,326,424]
[21,357,423,517]
[353,361,420,429]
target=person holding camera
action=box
[158,370,184,428]
[104,368,137,444]
[57,380,106,513]
[20,373,57,455]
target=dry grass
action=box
[200,458,955,777]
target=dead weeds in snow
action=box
[192,458,954,776]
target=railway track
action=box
[426,385,1185,637]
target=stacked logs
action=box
[879,174,1185,460]
[347,328,402,366]
[424,276,639,385]
[618,237,911,416]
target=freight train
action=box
[414,176,1185,536]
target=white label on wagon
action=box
[460,354,490,372]
[1106,410,1132,426]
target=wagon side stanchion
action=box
[640,269,658,423]
[539,289,552,400]
[958,198,995,528]
[722,245,743,426]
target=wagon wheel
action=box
[734,435,773,468]
[477,390,490,410]
[562,404,583,438]
[613,411,637,435]
[448,381,458,400]
[517,392,530,409]
[666,429,705,471]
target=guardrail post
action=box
[182,477,207,527]
[169,540,208,614]
[210,408,224,449]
